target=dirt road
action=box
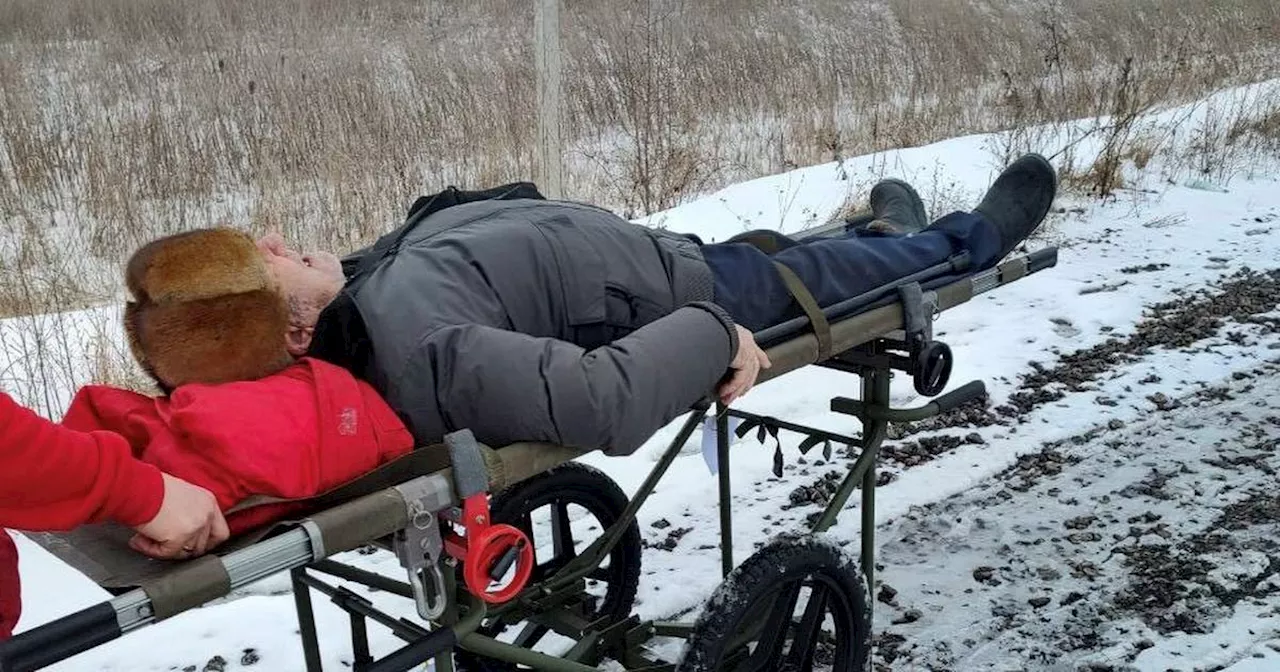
[870,351,1280,671]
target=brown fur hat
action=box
[124,227,294,392]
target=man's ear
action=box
[285,325,313,357]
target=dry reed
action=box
[0,0,1278,412]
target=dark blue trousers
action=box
[700,211,1001,332]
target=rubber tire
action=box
[454,462,643,672]
[676,533,872,672]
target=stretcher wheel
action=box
[455,462,642,672]
[912,340,952,396]
[676,533,871,672]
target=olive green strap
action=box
[772,261,832,360]
[734,231,786,254]
[224,446,453,515]
[144,555,231,621]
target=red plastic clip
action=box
[443,493,534,604]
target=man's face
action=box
[256,232,344,301]
[256,232,345,355]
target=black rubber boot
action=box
[973,153,1058,260]
[844,178,928,234]
[867,178,928,234]
[842,208,874,229]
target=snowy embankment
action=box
[8,79,1280,671]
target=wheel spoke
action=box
[741,582,803,672]
[516,511,534,541]
[515,511,541,580]
[551,500,576,560]
[783,582,830,672]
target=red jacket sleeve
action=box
[0,530,18,640]
[0,391,165,531]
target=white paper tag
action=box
[701,416,742,475]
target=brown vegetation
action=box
[0,0,1278,407]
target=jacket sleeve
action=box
[394,303,739,456]
[1,529,18,639]
[0,391,165,531]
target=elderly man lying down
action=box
[115,154,1055,464]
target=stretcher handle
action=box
[832,380,986,423]
[0,602,119,672]
[1025,246,1058,273]
[932,380,987,414]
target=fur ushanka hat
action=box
[124,227,294,392]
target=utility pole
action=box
[535,0,564,198]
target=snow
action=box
[867,363,1280,669]
[5,79,1280,671]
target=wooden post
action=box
[535,0,564,198]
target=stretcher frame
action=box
[0,230,1058,672]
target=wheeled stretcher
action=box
[0,223,1058,672]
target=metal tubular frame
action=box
[283,327,982,671]
[1,246,1055,672]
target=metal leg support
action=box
[292,568,325,672]
[716,403,734,578]
[350,612,372,670]
[860,366,891,615]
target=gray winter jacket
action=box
[307,193,739,456]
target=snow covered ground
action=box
[870,347,1280,671]
[7,80,1280,671]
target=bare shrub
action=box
[1190,84,1280,183]
[84,319,157,396]
[1252,108,1280,156]
[827,157,980,232]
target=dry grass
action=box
[1,0,1279,412]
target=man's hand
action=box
[128,473,230,560]
[718,324,772,406]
